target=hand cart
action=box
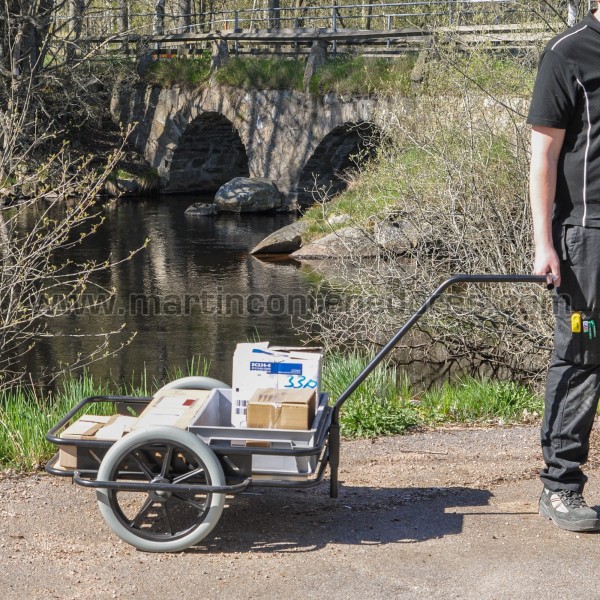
[45,274,548,552]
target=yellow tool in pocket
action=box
[572,312,582,333]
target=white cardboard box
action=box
[231,342,323,427]
[133,389,212,430]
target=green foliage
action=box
[213,57,304,90]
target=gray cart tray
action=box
[188,388,329,477]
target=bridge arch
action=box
[165,112,249,193]
[297,121,379,207]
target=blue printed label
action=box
[250,361,274,372]
[249,361,303,375]
[273,363,303,375]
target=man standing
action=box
[528,7,600,532]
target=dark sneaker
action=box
[539,487,600,532]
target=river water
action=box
[32,195,318,387]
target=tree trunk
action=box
[176,0,191,33]
[68,0,85,61]
[567,1,580,26]
[154,0,166,35]
[117,0,129,33]
[268,0,281,29]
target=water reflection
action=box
[31,196,314,387]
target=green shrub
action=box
[323,352,544,438]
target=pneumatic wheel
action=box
[153,376,230,397]
[96,426,225,552]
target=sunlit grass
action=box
[0,358,211,471]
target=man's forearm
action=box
[530,154,557,250]
[529,126,565,281]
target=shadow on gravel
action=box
[193,484,493,554]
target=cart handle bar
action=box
[332,273,549,413]
[72,471,251,494]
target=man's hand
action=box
[534,244,560,289]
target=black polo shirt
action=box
[528,11,600,227]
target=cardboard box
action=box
[231,342,323,427]
[58,414,112,470]
[95,415,138,440]
[133,389,211,430]
[246,388,317,430]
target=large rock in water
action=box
[185,202,217,217]
[250,221,307,255]
[215,177,282,213]
[291,226,379,259]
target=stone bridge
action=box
[111,84,384,207]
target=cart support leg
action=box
[329,410,340,498]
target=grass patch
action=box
[426,52,535,98]
[0,380,116,471]
[300,149,403,242]
[0,350,544,470]
[213,56,304,90]
[143,53,212,87]
[418,378,543,425]
[141,54,414,95]
[324,352,419,438]
[134,51,528,99]
[309,56,415,96]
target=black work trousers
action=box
[541,224,600,492]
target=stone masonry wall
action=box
[110,83,384,204]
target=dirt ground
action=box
[2,424,600,600]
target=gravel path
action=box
[2,425,600,599]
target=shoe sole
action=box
[539,500,600,532]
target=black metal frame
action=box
[46,395,334,492]
[45,273,548,500]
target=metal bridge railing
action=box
[55,1,587,41]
